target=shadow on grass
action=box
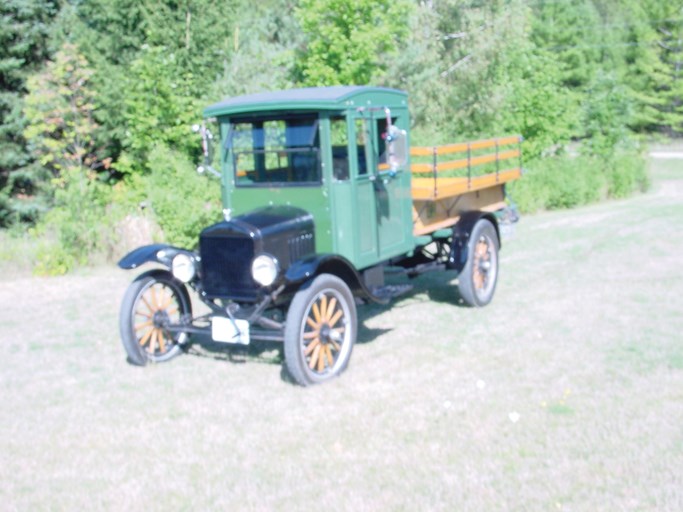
[178,270,467,369]
[385,270,472,308]
[184,333,283,365]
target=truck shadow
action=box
[180,271,468,365]
[182,304,394,366]
[184,334,282,365]
[385,270,472,307]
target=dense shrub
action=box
[30,143,222,275]
[606,152,650,198]
[32,168,113,275]
[509,149,648,213]
[141,143,221,249]
[2,0,673,274]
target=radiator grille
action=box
[200,235,255,300]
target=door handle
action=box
[378,169,400,181]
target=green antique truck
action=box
[117,86,522,386]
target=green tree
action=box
[422,0,574,156]
[597,0,683,134]
[498,46,576,160]
[638,1,682,135]
[619,2,670,132]
[0,0,59,226]
[210,0,302,98]
[581,71,633,159]
[23,42,106,177]
[56,0,149,157]
[23,42,113,274]
[531,0,602,89]
[118,45,200,172]
[382,1,448,142]
[66,0,244,172]
[293,0,413,86]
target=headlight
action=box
[172,253,196,283]
[251,254,279,287]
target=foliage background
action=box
[0,0,680,273]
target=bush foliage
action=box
[509,152,648,214]
[142,143,221,249]
[1,0,679,273]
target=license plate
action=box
[211,317,250,345]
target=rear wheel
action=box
[119,270,192,365]
[457,219,499,307]
[284,274,357,386]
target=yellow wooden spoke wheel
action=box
[119,271,192,365]
[284,274,357,386]
[457,219,499,307]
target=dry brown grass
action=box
[1,156,682,511]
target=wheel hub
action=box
[153,310,169,328]
[319,324,332,343]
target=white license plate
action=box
[211,317,250,345]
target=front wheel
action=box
[284,274,357,386]
[119,270,192,365]
[457,219,500,307]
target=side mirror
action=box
[386,125,408,171]
[193,121,221,178]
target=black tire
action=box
[119,270,192,366]
[457,219,500,307]
[284,274,357,386]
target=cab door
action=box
[352,116,380,269]
[352,110,413,268]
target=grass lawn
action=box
[0,154,681,511]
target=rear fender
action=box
[118,244,194,270]
[448,212,500,273]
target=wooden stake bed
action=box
[409,136,522,236]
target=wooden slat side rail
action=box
[408,134,523,202]
[433,149,520,173]
[410,146,434,157]
[411,168,522,201]
[410,135,521,158]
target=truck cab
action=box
[205,86,414,270]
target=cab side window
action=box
[355,118,368,176]
[330,116,349,180]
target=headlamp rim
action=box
[171,252,197,283]
[251,253,280,287]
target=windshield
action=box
[229,114,321,186]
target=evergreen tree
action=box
[619,1,670,132]
[642,1,682,134]
[67,0,262,172]
[597,0,683,134]
[426,0,575,155]
[383,1,449,142]
[531,0,602,89]
[58,0,149,158]
[0,0,59,226]
[210,0,302,99]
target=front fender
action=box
[118,244,193,270]
[285,254,388,304]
